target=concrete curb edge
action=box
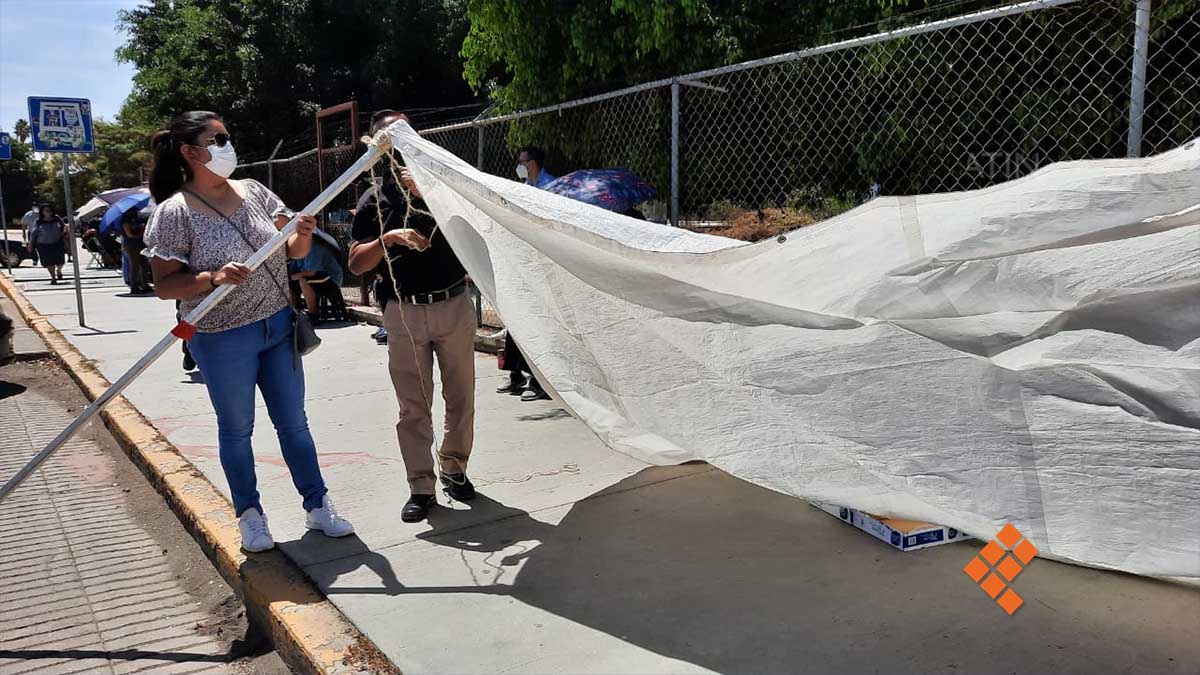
[0,273,401,675]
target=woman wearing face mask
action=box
[143,111,353,552]
[29,203,67,284]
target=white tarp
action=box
[391,122,1200,578]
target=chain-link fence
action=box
[234,0,1200,327]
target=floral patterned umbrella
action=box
[543,169,656,213]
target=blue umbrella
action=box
[99,193,153,235]
[76,186,150,221]
[543,169,656,213]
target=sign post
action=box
[28,97,94,326]
[0,132,11,274]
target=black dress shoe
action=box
[440,472,476,502]
[401,494,437,522]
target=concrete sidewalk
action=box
[6,262,1199,675]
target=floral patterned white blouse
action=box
[143,179,294,333]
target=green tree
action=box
[36,119,156,216]
[116,0,476,159]
[0,128,46,230]
[461,0,1200,219]
[461,0,938,111]
[13,119,31,144]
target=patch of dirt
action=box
[346,635,401,675]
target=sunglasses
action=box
[194,132,233,148]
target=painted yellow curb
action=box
[0,273,399,675]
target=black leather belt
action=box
[400,280,468,305]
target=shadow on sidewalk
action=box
[293,531,405,594]
[0,618,271,666]
[304,471,868,671]
[297,466,1200,674]
[0,381,28,400]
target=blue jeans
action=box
[188,308,327,516]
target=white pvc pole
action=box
[0,131,391,503]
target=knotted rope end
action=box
[362,129,394,154]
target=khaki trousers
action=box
[383,292,476,494]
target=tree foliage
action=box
[0,129,46,228]
[459,0,1199,219]
[117,0,477,159]
[36,119,157,217]
[461,0,939,111]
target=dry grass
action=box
[692,207,819,242]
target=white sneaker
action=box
[305,495,355,537]
[239,508,275,553]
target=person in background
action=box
[20,206,39,247]
[28,204,66,284]
[497,333,550,401]
[178,301,195,372]
[349,109,477,524]
[143,110,353,552]
[498,146,556,401]
[121,209,152,294]
[516,146,555,189]
[288,231,343,318]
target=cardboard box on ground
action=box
[813,502,972,552]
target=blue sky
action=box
[0,0,142,134]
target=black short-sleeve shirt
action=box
[351,178,466,303]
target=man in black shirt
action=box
[349,110,477,523]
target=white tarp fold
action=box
[392,122,1200,577]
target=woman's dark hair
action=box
[149,111,221,202]
[38,203,54,220]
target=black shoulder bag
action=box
[182,189,321,366]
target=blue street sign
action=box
[27,97,94,153]
[0,132,11,160]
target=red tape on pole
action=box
[171,321,196,341]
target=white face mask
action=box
[515,163,529,181]
[204,142,238,178]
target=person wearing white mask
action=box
[516,146,555,189]
[143,111,354,553]
[498,146,556,401]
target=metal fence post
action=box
[61,154,85,326]
[1126,0,1152,157]
[476,125,485,170]
[670,81,680,227]
[266,138,284,190]
[473,123,486,327]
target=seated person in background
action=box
[288,231,344,316]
